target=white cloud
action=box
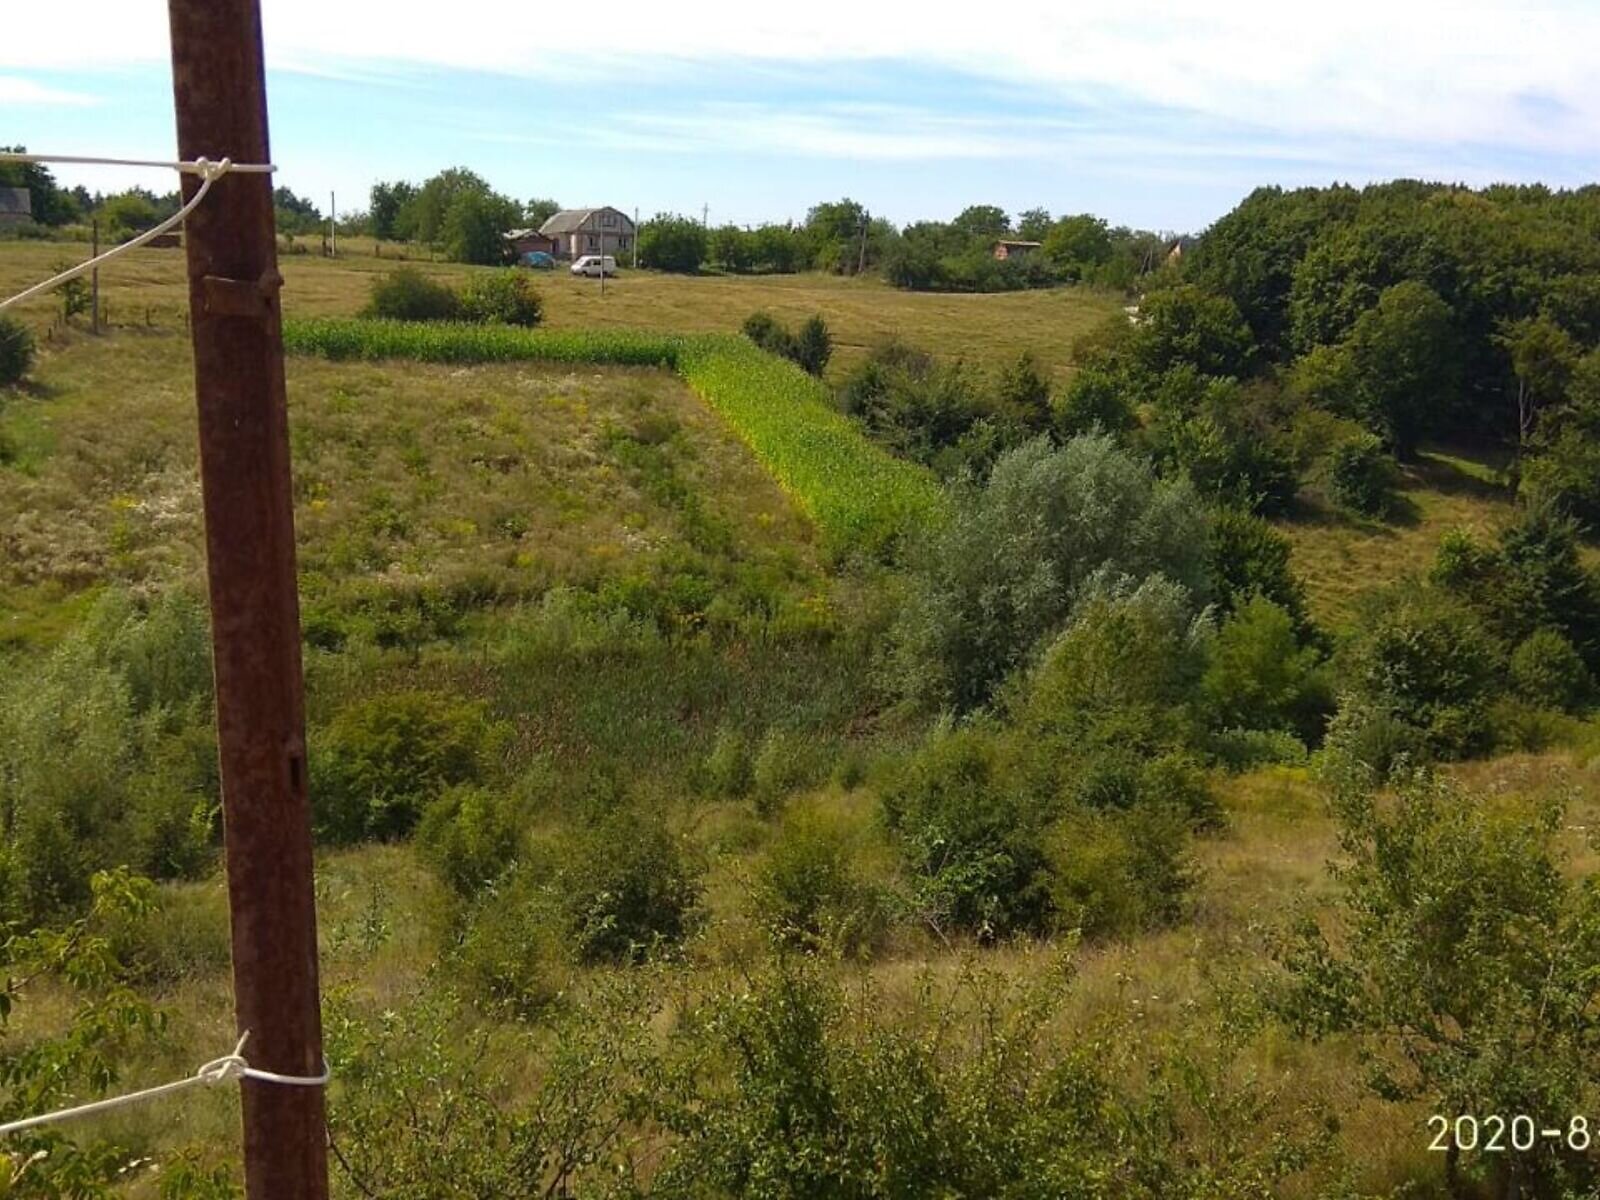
[0,75,97,106]
[6,1,1599,154]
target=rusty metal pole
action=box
[167,3,329,1197]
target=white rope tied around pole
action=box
[0,1031,329,1138]
[0,153,278,315]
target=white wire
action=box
[0,153,275,175]
[0,153,277,316]
[0,1031,329,1138]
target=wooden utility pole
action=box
[167,3,329,1198]
[329,190,336,257]
[90,220,100,334]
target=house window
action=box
[601,212,616,227]
[620,236,631,249]
[588,235,598,249]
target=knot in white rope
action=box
[193,1032,252,1086]
[189,156,234,184]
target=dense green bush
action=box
[740,310,832,377]
[1133,285,1256,379]
[1205,505,1312,633]
[879,726,1052,938]
[1201,595,1332,744]
[417,783,522,896]
[1323,432,1397,516]
[647,956,1345,1197]
[992,352,1053,433]
[552,808,704,963]
[0,592,222,923]
[459,269,543,326]
[1051,366,1137,439]
[313,690,502,842]
[1335,582,1501,762]
[701,727,753,798]
[362,267,462,321]
[1045,802,1191,938]
[792,314,833,377]
[450,874,573,1018]
[753,802,888,954]
[0,314,34,386]
[889,433,1209,712]
[838,339,999,474]
[1019,574,1211,757]
[1159,403,1300,515]
[1508,628,1593,712]
[1433,505,1600,671]
[751,728,831,813]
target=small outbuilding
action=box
[505,227,559,258]
[0,188,32,226]
[992,238,1041,261]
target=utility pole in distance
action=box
[167,3,329,1198]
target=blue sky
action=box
[5,1,1598,233]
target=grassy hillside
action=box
[4,234,1600,1198]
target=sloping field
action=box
[0,326,827,647]
[284,317,947,558]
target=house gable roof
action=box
[538,207,632,236]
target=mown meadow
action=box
[3,188,1600,1200]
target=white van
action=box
[570,255,618,277]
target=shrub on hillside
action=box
[751,728,831,814]
[1205,506,1312,633]
[0,314,34,385]
[417,783,522,896]
[1200,595,1332,744]
[1335,582,1501,762]
[1051,366,1136,439]
[838,339,996,472]
[792,314,833,377]
[1432,505,1600,669]
[1045,802,1191,938]
[1323,432,1397,517]
[363,267,461,322]
[700,727,753,799]
[313,690,502,842]
[993,352,1053,434]
[753,802,889,955]
[552,808,704,963]
[1278,774,1600,1198]
[459,270,542,327]
[879,725,1052,938]
[1132,285,1256,379]
[1018,574,1212,758]
[1508,628,1593,712]
[888,433,1209,712]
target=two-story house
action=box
[538,207,635,260]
